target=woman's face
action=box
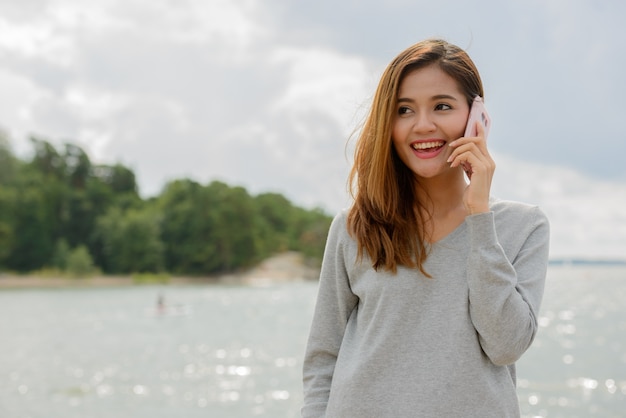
[391,64,470,180]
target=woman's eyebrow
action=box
[397,94,460,103]
[431,94,459,101]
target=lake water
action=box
[1,265,625,417]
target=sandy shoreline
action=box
[0,275,216,289]
[0,252,320,289]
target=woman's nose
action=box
[413,112,436,133]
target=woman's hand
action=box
[447,121,496,214]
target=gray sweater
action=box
[302,199,550,418]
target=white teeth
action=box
[411,141,444,150]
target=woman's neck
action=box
[416,170,469,243]
[417,170,467,217]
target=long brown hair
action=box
[347,39,484,275]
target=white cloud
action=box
[269,46,374,132]
[0,68,53,153]
[492,154,626,260]
[0,16,75,66]
[102,0,270,62]
[62,84,130,120]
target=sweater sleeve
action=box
[301,213,359,418]
[466,206,550,366]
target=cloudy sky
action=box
[1,0,625,260]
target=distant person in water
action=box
[156,293,165,313]
[301,39,550,418]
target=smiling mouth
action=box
[411,140,445,152]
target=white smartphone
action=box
[464,96,491,140]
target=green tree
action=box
[51,239,71,271]
[0,133,19,268]
[254,192,294,254]
[0,130,17,186]
[85,166,142,267]
[93,163,138,195]
[66,245,97,278]
[0,221,13,267]
[159,179,214,274]
[158,180,265,275]
[0,187,16,268]
[21,140,70,266]
[64,143,91,189]
[29,136,66,180]
[95,207,164,273]
[7,183,55,271]
[289,207,332,260]
[207,182,261,271]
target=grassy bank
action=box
[0,252,321,289]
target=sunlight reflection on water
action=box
[517,265,626,418]
[0,283,315,417]
[1,266,625,417]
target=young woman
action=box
[301,39,550,417]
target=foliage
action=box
[65,245,98,278]
[0,130,17,185]
[94,207,164,274]
[0,134,333,278]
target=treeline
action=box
[0,133,333,277]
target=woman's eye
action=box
[398,106,412,115]
[435,103,452,111]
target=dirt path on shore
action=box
[0,252,320,289]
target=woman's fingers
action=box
[447,121,491,170]
[448,121,496,213]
